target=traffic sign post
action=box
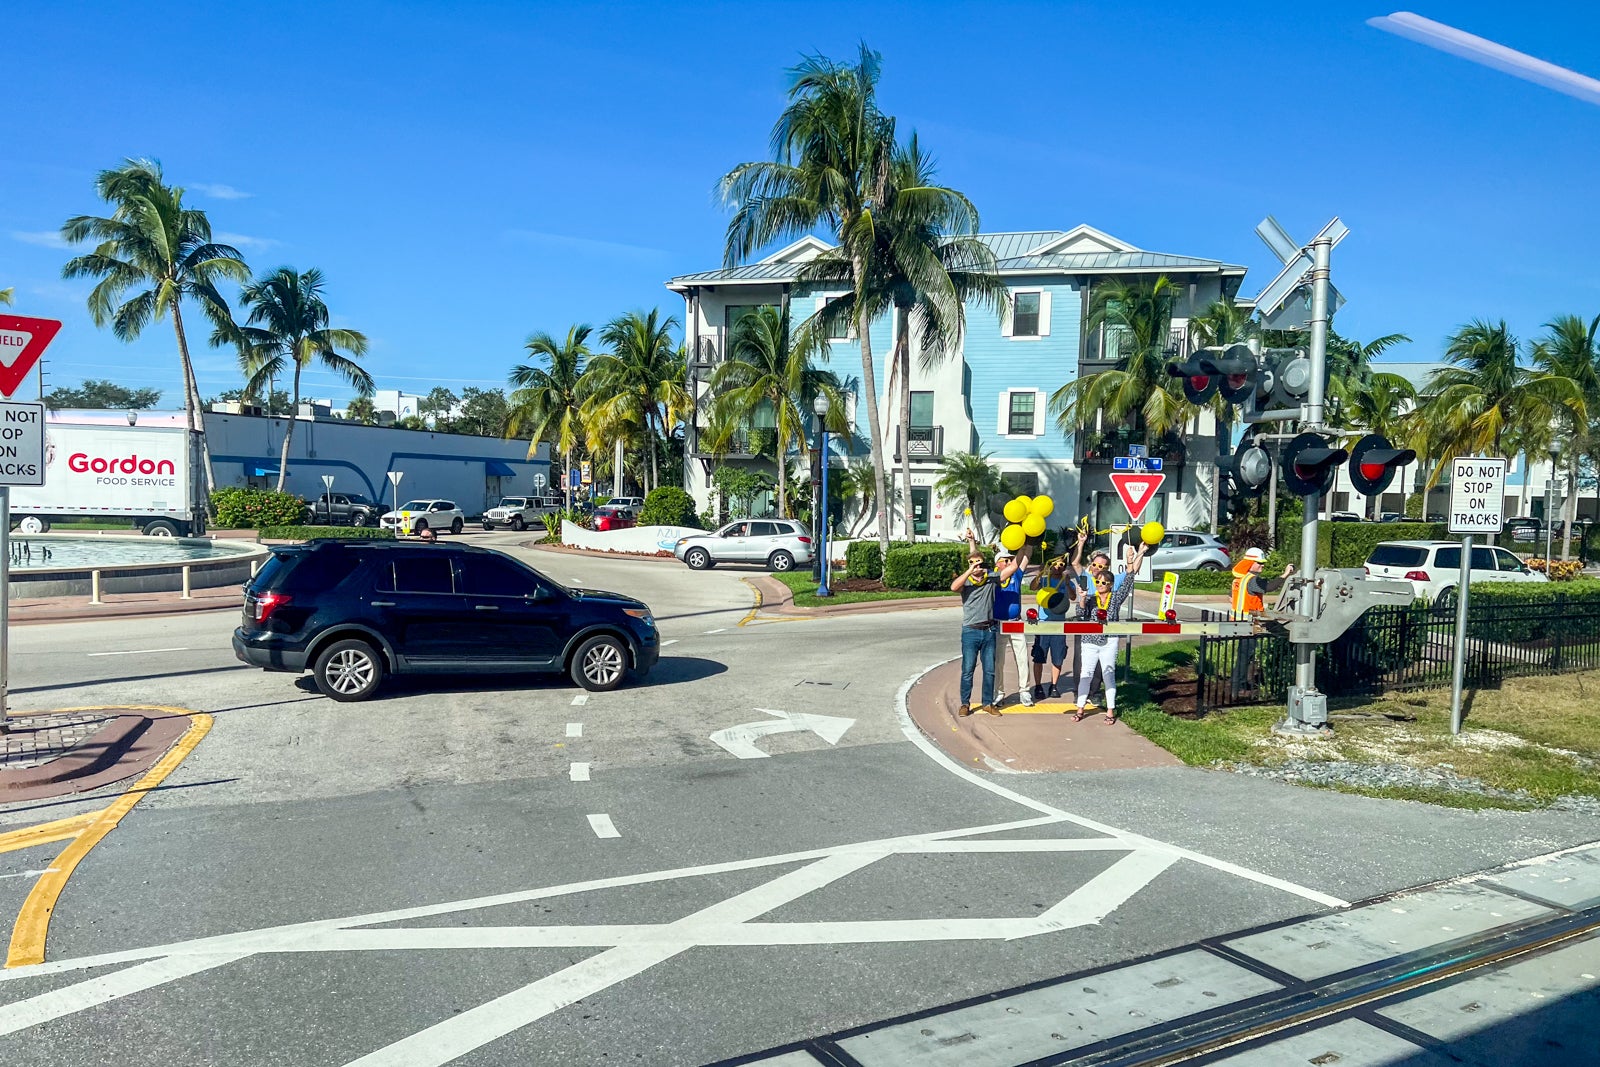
[1109,471,1165,522]
[1447,457,1507,734]
[386,470,404,528]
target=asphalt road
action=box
[1,533,1597,1065]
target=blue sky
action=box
[4,1,1598,409]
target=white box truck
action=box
[10,419,208,535]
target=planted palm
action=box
[1051,275,1190,442]
[933,451,1005,538]
[61,158,250,490]
[587,310,689,492]
[1532,313,1600,556]
[509,324,593,504]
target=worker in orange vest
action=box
[1230,548,1295,698]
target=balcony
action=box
[1077,428,1186,467]
[893,425,944,462]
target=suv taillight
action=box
[1404,570,1430,582]
[797,536,812,544]
[256,591,293,623]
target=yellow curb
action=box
[0,811,103,856]
[6,707,212,968]
[738,579,763,627]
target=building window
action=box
[1004,472,1040,498]
[1008,392,1036,435]
[910,391,934,429]
[1013,292,1041,337]
[826,299,851,339]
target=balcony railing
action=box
[1078,429,1186,467]
[893,425,944,462]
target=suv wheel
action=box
[315,639,384,701]
[685,547,711,570]
[450,518,464,535]
[1199,561,1224,572]
[1433,587,1458,614]
[768,550,796,572]
[511,516,526,531]
[412,519,429,536]
[572,634,628,692]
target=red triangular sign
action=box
[1110,472,1166,521]
[0,315,62,398]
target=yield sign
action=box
[1110,472,1166,522]
[0,315,62,398]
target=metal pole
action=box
[1450,534,1473,734]
[818,426,831,597]
[613,437,624,498]
[1,487,9,735]
[1545,471,1554,565]
[1267,456,1279,545]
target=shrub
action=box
[1157,569,1237,595]
[638,486,700,528]
[844,539,913,580]
[258,525,395,541]
[542,511,562,539]
[1524,557,1584,581]
[1320,521,1447,569]
[212,487,306,529]
[884,543,984,591]
[1466,581,1600,644]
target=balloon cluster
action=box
[999,493,1054,552]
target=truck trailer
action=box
[10,417,209,535]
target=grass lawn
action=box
[771,571,955,609]
[1114,640,1600,811]
[24,521,134,532]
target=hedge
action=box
[1465,581,1600,644]
[212,487,306,529]
[884,543,990,591]
[259,525,396,541]
[638,486,700,528]
[844,539,913,580]
[1318,521,1448,569]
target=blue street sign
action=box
[1113,457,1133,471]
[569,468,580,488]
[1127,444,1148,459]
[1147,458,1164,471]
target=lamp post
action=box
[1546,441,1561,565]
[814,393,832,597]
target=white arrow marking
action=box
[709,708,855,759]
[0,868,57,881]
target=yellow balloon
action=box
[1142,521,1165,545]
[1014,494,1033,515]
[1022,513,1046,538]
[1030,495,1054,518]
[1002,499,1027,524]
[1001,524,1026,551]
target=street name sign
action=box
[1448,457,1506,534]
[1109,472,1165,522]
[0,315,62,398]
[0,402,45,486]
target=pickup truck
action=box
[481,495,560,531]
[303,492,384,528]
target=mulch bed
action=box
[830,577,888,593]
[1150,665,1202,718]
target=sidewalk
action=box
[7,584,242,625]
[1,708,193,802]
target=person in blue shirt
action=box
[1029,527,1087,699]
[968,528,1034,707]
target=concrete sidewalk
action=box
[7,584,243,625]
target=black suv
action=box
[233,540,659,701]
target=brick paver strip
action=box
[0,712,192,801]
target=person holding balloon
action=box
[992,493,1057,707]
[1065,525,1157,724]
[1028,542,1080,700]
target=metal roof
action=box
[994,250,1247,274]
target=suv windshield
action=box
[398,500,429,511]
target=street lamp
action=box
[1546,441,1561,564]
[814,393,832,597]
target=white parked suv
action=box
[605,496,646,514]
[1364,540,1548,607]
[673,519,814,572]
[481,495,559,531]
[381,499,465,536]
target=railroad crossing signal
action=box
[1165,354,1218,404]
[1347,433,1416,497]
[1197,344,1257,405]
[1280,432,1348,497]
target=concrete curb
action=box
[520,541,681,564]
[0,711,191,800]
[8,589,243,626]
[749,575,960,618]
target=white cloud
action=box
[1368,11,1600,107]
[214,231,280,251]
[11,230,70,249]
[192,182,253,200]
[504,229,668,262]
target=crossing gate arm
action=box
[999,620,1258,637]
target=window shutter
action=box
[1033,390,1046,436]
[997,392,1009,435]
[1000,299,1013,338]
[1038,291,1052,336]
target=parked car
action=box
[481,495,559,532]
[604,496,646,513]
[1426,512,1445,523]
[234,540,658,701]
[1363,539,1548,607]
[673,519,815,572]
[592,504,637,532]
[1503,517,1542,545]
[1145,530,1231,571]
[380,499,465,536]
[1330,511,1363,523]
[303,492,384,528]
[1378,512,1403,523]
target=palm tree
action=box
[508,324,593,507]
[60,158,250,491]
[1532,314,1600,557]
[720,44,898,554]
[1341,372,1419,518]
[220,267,372,492]
[1422,320,1581,486]
[1051,275,1190,451]
[344,396,378,425]
[934,451,1005,538]
[0,288,12,305]
[705,305,841,517]
[588,310,689,493]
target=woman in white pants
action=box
[1067,543,1146,724]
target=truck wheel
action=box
[571,634,628,692]
[450,518,464,535]
[511,516,526,531]
[16,516,49,534]
[143,520,179,537]
[351,511,370,528]
[314,639,385,701]
[482,521,494,531]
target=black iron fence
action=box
[1195,595,1600,714]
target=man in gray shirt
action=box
[951,543,998,716]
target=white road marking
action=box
[86,647,189,657]
[0,868,57,881]
[661,639,679,647]
[710,708,856,759]
[565,723,583,738]
[569,763,591,782]
[703,628,726,634]
[587,814,619,839]
[570,694,588,707]
[0,953,246,1038]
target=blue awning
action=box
[250,463,279,477]
[485,460,516,477]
